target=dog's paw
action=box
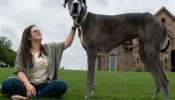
[152,94,158,100]
[84,91,94,100]
[84,95,89,100]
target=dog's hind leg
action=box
[148,53,169,100]
[85,49,97,100]
[139,43,161,99]
[138,42,169,100]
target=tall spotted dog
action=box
[63,0,170,100]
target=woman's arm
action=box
[17,72,36,97]
[64,24,77,49]
[15,49,36,97]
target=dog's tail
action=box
[160,26,170,52]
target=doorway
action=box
[171,50,175,72]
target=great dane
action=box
[63,0,169,100]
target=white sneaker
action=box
[11,95,28,100]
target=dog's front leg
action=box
[85,50,96,100]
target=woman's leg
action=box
[36,80,68,98]
[1,78,27,96]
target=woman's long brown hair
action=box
[20,25,46,68]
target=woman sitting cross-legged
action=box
[1,23,77,100]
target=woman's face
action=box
[31,26,42,41]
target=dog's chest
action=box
[78,26,85,45]
[80,34,84,44]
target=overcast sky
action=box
[0,0,175,70]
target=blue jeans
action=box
[1,78,67,98]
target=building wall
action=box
[116,39,145,71]
[98,55,109,70]
[116,45,135,71]
[156,10,175,71]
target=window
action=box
[136,57,139,63]
[161,18,166,24]
[109,55,117,71]
[164,58,168,65]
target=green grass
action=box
[0,68,175,100]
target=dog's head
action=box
[63,0,87,17]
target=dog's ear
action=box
[63,0,68,8]
[83,0,86,6]
[82,0,87,8]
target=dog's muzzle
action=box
[70,2,80,17]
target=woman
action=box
[1,23,77,99]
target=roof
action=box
[155,6,175,21]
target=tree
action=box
[0,36,16,67]
[0,37,12,48]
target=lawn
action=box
[0,68,174,100]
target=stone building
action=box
[96,7,175,72]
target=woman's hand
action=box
[25,83,36,97]
[17,72,36,97]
